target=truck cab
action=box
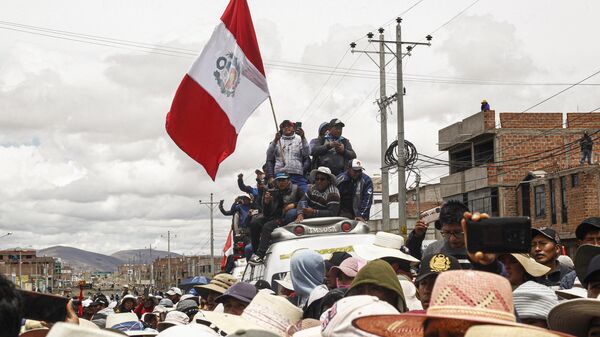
[240,217,374,288]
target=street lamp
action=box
[0,232,12,239]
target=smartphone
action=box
[466,216,531,253]
[295,122,302,130]
[19,290,69,323]
[420,207,440,224]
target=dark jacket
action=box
[237,176,263,211]
[219,202,251,227]
[310,136,356,176]
[336,171,374,220]
[263,184,304,219]
[581,134,593,151]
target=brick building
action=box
[153,255,221,290]
[0,249,57,291]
[438,110,600,253]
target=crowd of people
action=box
[219,118,374,266]
[2,204,600,336]
[3,117,600,337]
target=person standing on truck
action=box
[295,166,340,223]
[336,159,373,221]
[309,121,331,169]
[265,120,311,192]
[310,118,357,176]
[248,172,304,265]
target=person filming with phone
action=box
[265,119,310,193]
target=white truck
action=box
[239,217,375,287]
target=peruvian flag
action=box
[166,0,269,180]
[221,228,234,270]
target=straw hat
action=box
[194,311,261,335]
[156,311,189,330]
[241,290,303,336]
[352,270,531,336]
[194,273,238,298]
[295,295,399,337]
[547,297,600,336]
[284,318,320,337]
[464,325,562,337]
[510,253,550,277]
[106,312,140,330]
[46,322,124,337]
[353,231,419,263]
[512,281,558,320]
[155,324,219,337]
[555,286,588,300]
[78,319,101,330]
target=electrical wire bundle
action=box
[384,139,418,170]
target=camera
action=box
[466,216,531,253]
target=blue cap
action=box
[274,172,290,180]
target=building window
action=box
[534,185,546,218]
[549,179,557,225]
[560,176,568,223]
[571,173,579,187]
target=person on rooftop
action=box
[310,118,356,176]
[336,158,373,221]
[265,120,311,192]
[295,166,340,223]
[580,130,594,165]
[249,172,304,264]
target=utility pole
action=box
[356,17,432,233]
[351,28,394,231]
[18,249,22,289]
[199,194,219,275]
[161,231,175,287]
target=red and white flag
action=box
[221,228,234,270]
[166,0,269,180]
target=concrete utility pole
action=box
[351,28,394,231]
[160,231,174,287]
[199,194,219,275]
[354,18,431,233]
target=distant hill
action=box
[111,249,180,264]
[38,246,123,272]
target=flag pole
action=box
[268,96,286,166]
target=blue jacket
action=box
[335,171,373,220]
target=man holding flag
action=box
[166,0,270,180]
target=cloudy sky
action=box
[1,0,599,256]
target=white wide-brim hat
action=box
[106,312,139,329]
[353,231,419,263]
[46,322,124,337]
[309,166,336,184]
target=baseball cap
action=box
[350,159,364,171]
[166,287,182,296]
[215,282,257,305]
[575,217,600,240]
[415,253,461,284]
[329,118,345,128]
[274,172,289,180]
[330,257,366,278]
[531,227,561,244]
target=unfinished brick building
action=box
[438,110,600,254]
